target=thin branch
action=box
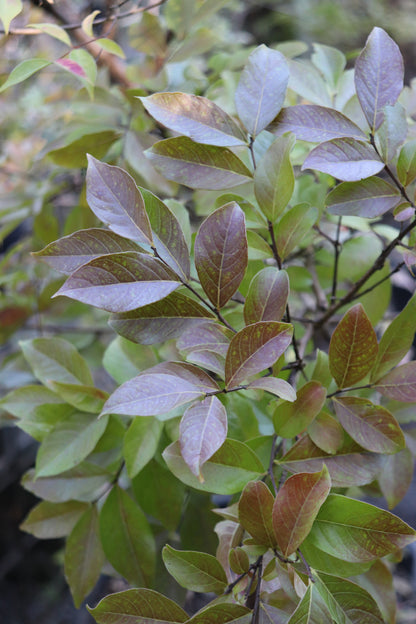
[330,216,342,305]
[327,383,374,398]
[268,435,279,495]
[297,549,315,583]
[251,556,263,624]
[370,134,412,203]
[249,136,257,170]
[267,220,282,270]
[351,261,405,301]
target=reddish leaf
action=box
[179,396,227,480]
[56,58,86,78]
[307,411,344,455]
[53,252,181,313]
[302,138,383,181]
[378,448,413,509]
[355,27,404,132]
[333,397,405,453]
[273,381,327,438]
[238,481,276,547]
[273,467,331,556]
[329,304,378,388]
[177,321,231,358]
[244,267,289,324]
[375,361,416,402]
[86,156,153,245]
[225,321,293,389]
[195,202,248,309]
[326,177,401,218]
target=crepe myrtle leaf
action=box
[326,176,401,218]
[286,583,333,624]
[314,573,384,624]
[145,137,253,190]
[276,204,319,261]
[378,448,414,510]
[375,361,416,402]
[238,481,276,548]
[302,138,383,181]
[195,202,248,310]
[53,252,181,313]
[86,156,153,245]
[20,500,87,539]
[397,139,416,187]
[269,105,367,143]
[355,27,404,133]
[329,304,378,388]
[179,396,227,481]
[375,102,407,164]
[33,229,142,275]
[273,466,331,557]
[162,545,227,593]
[140,92,247,147]
[177,320,232,358]
[308,411,344,455]
[144,361,219,392]
[247,377,296,402]
[187,604,252,624]
[225,321,293,390]
[235,45,289,137]
[244,267,289,324]
[273,381,327,439]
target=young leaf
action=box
[179,396,227,480]
[53,252,181,313]
[20,500,87,539]
[308,493,416,562]
[397,139,416,186]
[0,58,51,93]
[328,304,378,388]
[326,176,401,217]
[276,204,318,260]
[302,138,384,181]
[244,267,289,324]
[254,133,295,221]
[100,485,155,587]
[246,377,296,402]
[162,545,227,593]
[145,136,253,190]
[238,480,276,548]
[140,92,247,146]
[0,0,22,34]
[33,229,141,274]
[375,102,407,164]
[355,27,404,133]
[177,321,231,358]
[64,505,104,608]
[88,589,188,624]
[273,466,331,557]
[123,416,164,478]
[86,156,153,245]
[333,397,405,453]
[269,105,367,143]
[307,411,344,455]
[273,381,327,438]
[378,448,413,509]
[374,361,416,402]
[225,321,293,389]
[195,202,248,309]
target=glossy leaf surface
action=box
[302,138,383,181]
[326,177,401,217]
[88,589,188,623]
[375,361,416,402]
[162,545,227,593]
[287,584,332,624]
[187,604,251,624]
[314,573,384,624]
[273,381,327,438]
[247,376,296,402]
[244,267,289,324]
[20,500,87,539]
[238,480,276,547]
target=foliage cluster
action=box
[2,2,416,623]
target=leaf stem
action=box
[297,549,315,582]
[330,216,342,305]
[327,383,374,398]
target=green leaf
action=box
[123,416,163,478]
[48,382,108,414]
[46,131,119,168]
[287,583,332,624]
[276,204,318,261]
[273,467,331,556]
[27,22,71,46]
[163,438,264,495]
[375,102,407,163]
[187,604,252,624]
[397,139,416,186]
[302,138,383,181]
[326,177,401,218]
[20,337,93,387]
[81,9,100,37]
[95,38,126,58]
[273,381,327,438]
[145,137,253,190]
[375,361,416,402]
[0,58,51,92]
[354,560,396,624]
[20,500,87,539]
[308,493,416,562]
[64,505,104,608]
[300,537,372,577]
[254,134,295,221]
[288,59,331,107]
[333,397,405,453]
[0,0,21,34]
[35,411,109,477]
[162,545,227,593]
[235,45,289,137]
[225,321,293,389]
[140,92,247,147]
[311,43,346,88]
[88,588,188,624]
[179,396,227,480]
[238,480,276,547]
[328,304,378,388]
[100,485,155,587]
[378,447,413,509]
[307,412,344,455]
[195,202,248,309]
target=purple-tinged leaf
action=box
[56,58,86,79]
[109,291,213,345]
[140,92,247,147]
[276,204,318,260]
[308,411,344,455]
[185,351,226,378]
[254,134,295,221]
[375,103,407,164]
[235,45,289,137]
[244,267,289,324]
[64,506,104,608]
[139,187,190,280]
[308,493,416,562]
[329,304,378,388]
[355,27,404,133]
[375,361,416,402]
[177,321,231,357]
[333,397,405,453]
[33,229,141,275]
[53,252,181,313]
[378,448,413,509]
[179,396,227,480]
[162,545,227,594]
[397,139,416,186]
[302,138,383,181]
[281,435,382,487]
[326,176,401,218]
[22,464,113,503]
[273,467,331,556]
[274,381,327,438]
[145,361,219,392]
[145,137,253,190]
[247,377,296,402]
[225,321,293,389]
[354,561,396,624]
[238,481,276,548]
[195,202,248,309]
[86,156,153,245]
[88,588,188,624]
[20,500,87,539]
[269,105,367,143]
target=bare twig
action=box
[330,216,342,305]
